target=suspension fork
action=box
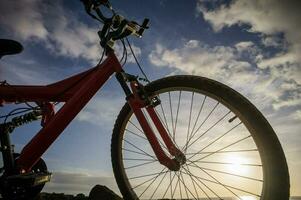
[116,73,185,171]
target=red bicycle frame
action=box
[0,51,182,173]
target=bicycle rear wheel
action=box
[111,75,289,200]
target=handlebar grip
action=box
[80,0,93,12]
[80,0,110,12]
[137,18,149,36]
[141,18,150,28]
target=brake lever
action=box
[81,0,92,13]
[81,0,112,23]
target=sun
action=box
[240,196,257,200]
[226,154,249,175]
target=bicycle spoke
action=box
[171,172,180,198]
[195,164,241,199]
[125,160,157,170]
[187,163,263,181]
[179,169,221,199]
[123,158,157,161]
[190,135,252,162]
[184,92,194,152]
[123,139,155,159]
[149,169,169,199]
[180,171,190,199]
[138,168,167,198]
[183,164,216,200]
[173,90,182,142]
[201,121,242,150]
[190,95,206,138]
[188,160,262,167]
[120,86,269,199]
[127,111,173,157]
[175,170,198,200]
[169,171,173,199]
[153,97,180,149]
[141,109,172,152]
[133,168,167,190]
[184,101,219,150]
[186,110,231,151]
[154,108,170,136]
[129,171,167,180]
[122,148,154,158]
[161,171,176,199]
[158,94,172,135]
[188,161,262,199]
[182,166,261,197]
[168,92,175,141]
[185,164,201,199]
[155,96,181,150]
[129,120,144,134]
[127,122,170,152]
[178,171,183,199]
[186,148,258,155]
[125,129,148,141]
[187,121,242,160]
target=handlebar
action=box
[80,0,149,51]
[81,0,112,22]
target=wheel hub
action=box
[171,152,186,171]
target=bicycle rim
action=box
[111,75,289,200]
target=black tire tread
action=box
[111,75,289,200]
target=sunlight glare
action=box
[240,196,257,200]
[226,154,249,174]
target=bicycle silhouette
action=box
[0,0,289,199]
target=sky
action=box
[0,0,300,197]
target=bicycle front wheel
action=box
[111,75,289,200]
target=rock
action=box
[88,185,123,200]
[74,193,87,199]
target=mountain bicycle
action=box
[0,0,290,199]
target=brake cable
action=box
[82,0,151,83]
[125,38,150,83]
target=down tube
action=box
[17,53,122,172]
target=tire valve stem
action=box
[228,115,238,123]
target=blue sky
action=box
[0,0,300,197]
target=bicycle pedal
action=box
[6,172,52,187]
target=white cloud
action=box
[149,41,253,82]
[197,0,301,84]
[197,0,301,40]
[0,0,141,65]
[43,171,119,195]
[149,41,254,85]
[0,0,142,86]
[0,53,64,84]
[77,93,124,127]
[235,41,254,50]
[114,41,142,64]
[148,38,301,196]
[0,0,102,63]
[149,40,301,111]
[294,110,301,120]
[261,35,284,48]
[0,0,47,40]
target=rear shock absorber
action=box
[0,110,42,173]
